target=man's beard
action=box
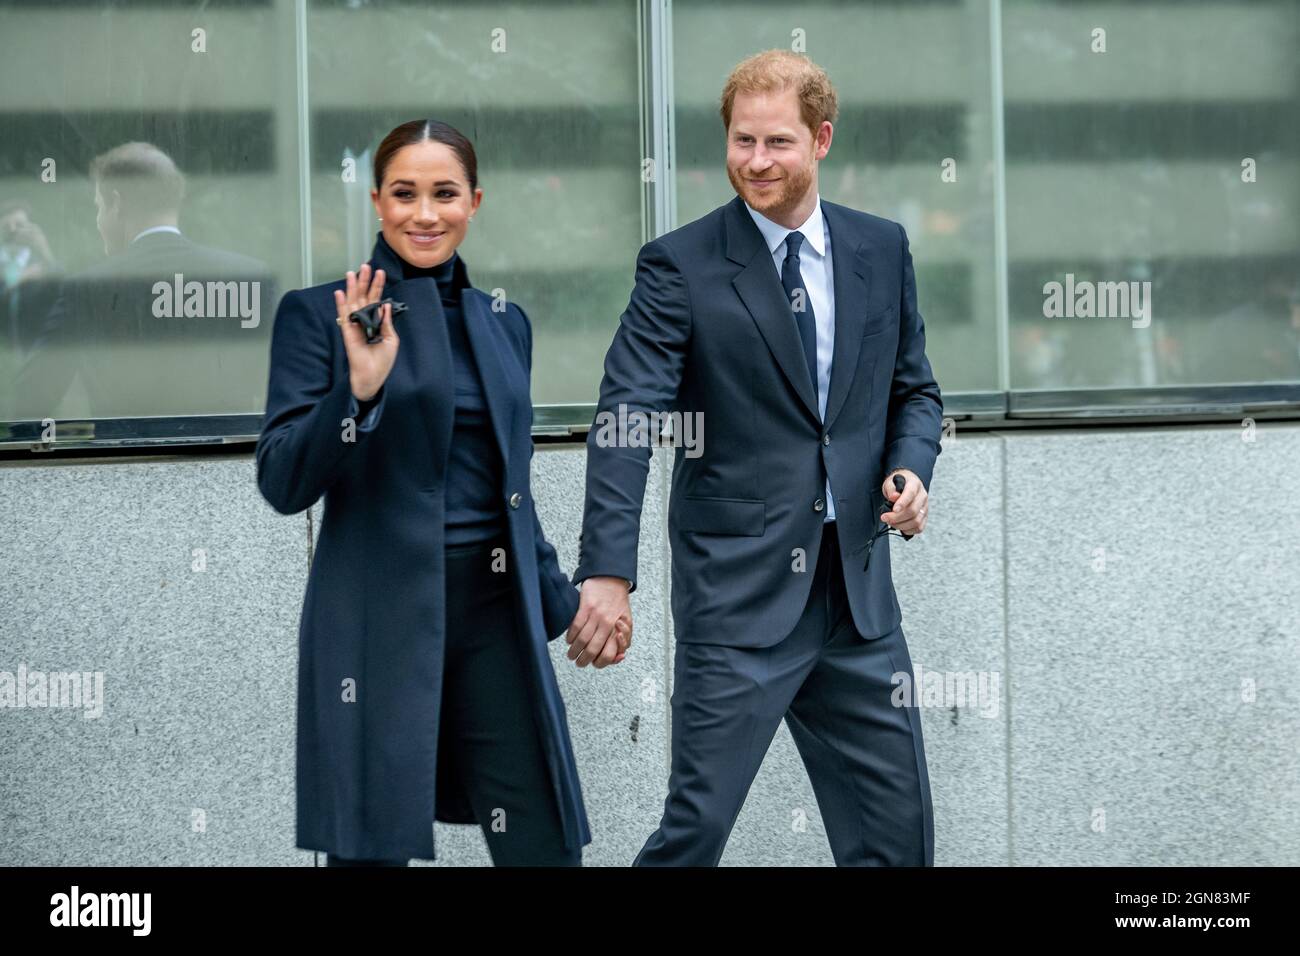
[727,161,814,220]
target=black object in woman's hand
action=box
[350,297,408,343]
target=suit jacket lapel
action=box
[725,196,821,423]
[822,200,873,431]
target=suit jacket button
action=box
[822,434,831,446]
[813,498,825,512]
[509,492,522,509]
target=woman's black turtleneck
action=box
[362,234,507,546]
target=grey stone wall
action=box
[2,423,1297,865]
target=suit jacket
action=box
[254,233,589,861]
[574,195,943,647]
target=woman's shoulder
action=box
[280,275,348,311]
[266,278,351,351]
[463,284,528,332]
[465,284,524,311]
[270,276,352,338]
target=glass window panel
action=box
[1002,0,1300,389]
[3,0,1294,442]
[305,0,643,408]
[0,0,299,422]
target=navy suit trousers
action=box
[635,522,935,866]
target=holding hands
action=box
[562,472,925,671]
[564,470,927,671]
[566,577,632,669]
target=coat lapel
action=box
[366,234,510,468]
[382,273,455,472]
[725,196,821,423]
[821,200,873,431]
[460,289,514,465]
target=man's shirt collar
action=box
[744,193,826,257]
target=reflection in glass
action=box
[2,0,1296,432]
[0,0,299,423]
[1002,0,1300,389]
[6,143,276,420]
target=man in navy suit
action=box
[567,50,943,865]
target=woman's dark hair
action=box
[373,119,478,193]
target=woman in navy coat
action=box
[255,119,605,865]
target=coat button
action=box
[822,434,831,446]
[509,492,522,509]
[813,498,825,512]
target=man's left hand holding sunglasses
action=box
[880,468,929,536]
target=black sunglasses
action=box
[853,474,915,571]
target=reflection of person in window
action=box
[11,142,273,420]
[0,199,60,400]
[0,199,57,291]
[255,120,590,866]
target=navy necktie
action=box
[781,230,819,401]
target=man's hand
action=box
[881,468,929,535]
[566,576,632,668]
